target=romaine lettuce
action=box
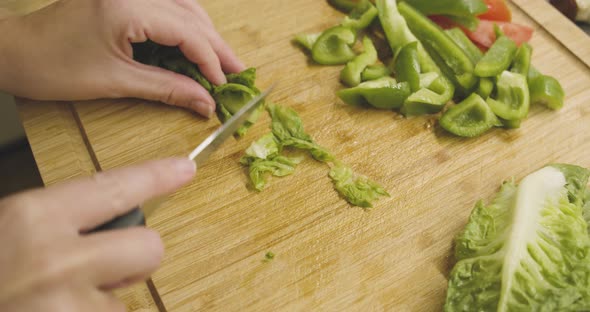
[445,164,590,311]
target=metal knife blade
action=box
[189,86,273,167]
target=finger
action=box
[33,158,196,232]
[172,0,246,73]
[134,4,227,85]
[119,61,216,117]
[207,33,246,74]
[82,227,164,287]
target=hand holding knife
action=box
[90,86,274,232]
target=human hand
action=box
[0,0,245,117]
[0,158,196,311]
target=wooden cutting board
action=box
[17,0,590,310]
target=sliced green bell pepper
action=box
[399,2,476,90]
[444,28,483,64]
[337,77,411,109]
[361,64,391,81]
[440,93,500,138]
[394,41,421,92]
[400,0,487,17]
[475,36,517,77]
[376,0,440,74]
[401,75,454,116]
[500,118,522,129]
[328,0,361,12]
[311,26,357,65]
[294,33,321,51]
[340,37,378,87]
[486,71,530,121]
[445,15,480,31]
[342,0,379,30]
[476,77,494,99]
[529,74,565,110]
[526,66,565,110]
[510,43,532,76]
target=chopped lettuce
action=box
[445,164,590,311]
[240,133,281,164]
[329,164,390,208]
[246,156,303,191]
[213,68,264,137]
[267,104,336,162]
[241,104,388,208]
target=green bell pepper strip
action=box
[527,64,565,110]
[444,28,483,65]
[400,0,487,17]
[294,33,321,51]
[328,0,360,12]
[399,2,476,90]
[361,64,391,81]
[440,93,501,138]
[340,37,378,87]
[510,43,532,76]
[342,0,378,30]
[474,36,518,77]
[337,77,411,109]
[311,26,357,65]
[476,77,494,99]
[529,75,565,110]
[394,41,421,92]
[401,76,454,116]
[486,71,530,121]
[376,0,439,73]
[500,118,522,129]
[445,15,480,31]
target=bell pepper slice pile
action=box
[293,0,565,138]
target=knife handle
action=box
[89,207,145,233]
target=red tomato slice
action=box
[466,20,533,48]
[478,0,512,22]
[430,17,534,49]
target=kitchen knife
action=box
[89,86,273,233]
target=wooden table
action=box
[17,0,590,311]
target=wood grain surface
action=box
[16,0,590,311]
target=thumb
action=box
[119,62,216,118]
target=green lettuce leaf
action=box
[247,156,303,191]
[329,164,390,208]
[584,189,590,234]
[240,133,281,165]
[445,164,590,311]
[266,104,335,162]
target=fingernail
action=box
[191,101,214,118]
[173,158,196,177]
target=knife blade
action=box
[89,86,274,233]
